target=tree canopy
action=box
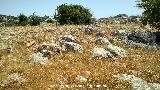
[54,4,95,25]
[18,14,28,26]
[137,0,160,30]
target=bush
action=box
[46,18,54,23]
[54,4,95,25]
[5,19,18,26]
[18,14,28,26]
[137,0,160,30]
[29,13,40,26]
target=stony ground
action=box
[0,23,160,90]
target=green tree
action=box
[18,14,28,26]
[54,4,95,25]
[137,0,160,30]
[29,13,40,26]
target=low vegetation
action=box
[0,14,54,27]
[0,22,160,90]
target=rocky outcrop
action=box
[127,30,156,45]
[91,48,113,58]
[59,35,83,53]
[113,74,160,90]
[112,30,127,36]
[112,30,159,50]
[91,45,126,58]
[106,45,126,57]
[124,30,159,50]
[59,35,80,44]
[95,37,112,45]
[61,41,83,53]
[37,43,53,58]
[28,52,49,64]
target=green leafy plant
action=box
[137,0,160,30]
[18,14,28,26]
[54,4,95,25]
[29,13,40,26]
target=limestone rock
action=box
[127,30,156,45]
[62,42,83,53]
[106,45,126,57]
[28,52,49,64]
[91,48,112,58]
[59,35,79,44]
[113,74,160,90]
[112,30,127,36]
[124,30,159,50]
[95,37,112,45]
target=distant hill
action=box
[99,14,141,24]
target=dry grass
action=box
[0,23,160,90]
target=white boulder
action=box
[37,42,64,56]
[91,48,112,58]
[59,35,79,44]
[106,45,126,57]
[28,52,49,64]
[63,42,83,53]
[113,74,160,90]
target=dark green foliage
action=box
[137,0,160,30]
[5,19,18,26]
[54,4,95,25]
[29,13,40,26]
[18,14,28,26]
[0,15,19,27]
[0,14,54,27]
[46,18,54,23]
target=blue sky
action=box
[0,0,143,19]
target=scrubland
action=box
[0,23,160,90]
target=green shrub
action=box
[29,13,40,26]
[18,14,28,26]
[5,19,18,26]
[137,0,160,30]
[54,4,95,25]
[46,18,54,23]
